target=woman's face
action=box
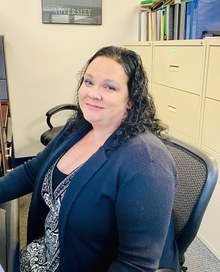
[79,56,131,131]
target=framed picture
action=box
[42,0,102,25]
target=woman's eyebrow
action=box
[84,73,93,78]
[104,79,120,88]
[84,73,120,87]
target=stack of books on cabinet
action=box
[139,0,220,41]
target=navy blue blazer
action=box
[0,120,180,271]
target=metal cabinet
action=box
[0,35,18,272]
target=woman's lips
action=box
[86,103,103,110]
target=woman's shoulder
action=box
[117,132,176,175]
[123,131,169,158]
[113,132,178,189]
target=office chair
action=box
[40,104,78,146]
[157,138,218,272]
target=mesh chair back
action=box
[164,139,218,261]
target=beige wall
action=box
[0,0,139,158]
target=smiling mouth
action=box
[86,103,103,110]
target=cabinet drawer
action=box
[201,145,220,205]
[152,84,200,140]
[205,45,220,101]
[199,200,220,260]
[153,44,205,95]
[201,98,220,154]
[124,43,152,81]
[168,128,197,146]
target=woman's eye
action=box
[84,79,93,86]
[106,85,116,91]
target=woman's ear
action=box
[127,100,132,109]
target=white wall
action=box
[0,0,139,158]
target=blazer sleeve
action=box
[108,161,176,272]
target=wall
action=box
[0,0,139,158]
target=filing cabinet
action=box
[198,39,220,259]
[152,40,206,145]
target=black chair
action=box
[157,138,218,272]
[40,104,78,146]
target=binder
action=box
[151,10,157,40]
[166,3,174,40]
[161,8,165,40]
[185,0,193,39]
[173,1,181,40]
[162,0,175,40]
[191,0,199,39]
[179,2,186,40]
[156,9,162,40]
[139,10,147,41]
[139,9,152,41]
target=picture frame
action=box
[41,0,102,25]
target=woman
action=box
[0,46,180,271]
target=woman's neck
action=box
[86,127,115,145]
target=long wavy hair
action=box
[73,46,167,146]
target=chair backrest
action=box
[164,138,218,265]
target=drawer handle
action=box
[5,146,12,157]
[168,105,177,113]
[169,65,179,72]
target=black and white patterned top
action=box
[20,161,81,272]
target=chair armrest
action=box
[46,104,77,128]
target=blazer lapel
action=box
[59,130,117,228]
[34,125,91,192]
[58,146,109,244]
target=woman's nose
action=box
[88,86,102,100]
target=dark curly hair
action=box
[73,46,167,146]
